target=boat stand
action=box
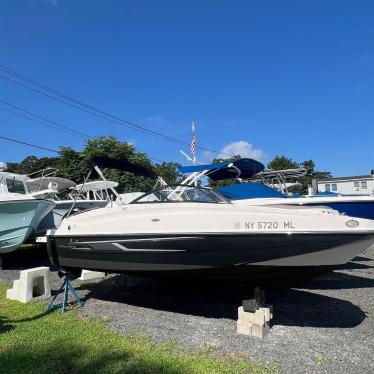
[237,287,273,339]
[48,270,84,313]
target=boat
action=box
[34,179,119,237]
[0,162,55,254]
[46,157,374,282]
[178,161,374,220]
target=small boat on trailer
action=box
[47,157,374,283]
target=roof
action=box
[317,175,373,182]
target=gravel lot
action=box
[1,247,373,374]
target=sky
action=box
[0,0,374,176]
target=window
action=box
[354,181,360,190]
[331,183,337,192]
[325,184,330,191]
[6,178,26,194]
[361,181,367,189]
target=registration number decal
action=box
[244,221,295,230]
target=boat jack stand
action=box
[48,270,84,313]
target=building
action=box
[316,172,374,195]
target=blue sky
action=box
[0,0,373,176]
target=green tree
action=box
[298,159,331,193]
[7,136,182,194]
[267,155,299,170]
[267,156,331,194]
[155,162,182,184]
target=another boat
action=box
[0,163,55,254]
[34,180,119,237]
[47,157,374,282]
[178,161,374,220]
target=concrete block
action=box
[251,322,270,339]
[237,319,253,335]
[79,269,106,281]
[259,304,273,321]
[7,266,51,303]
[238,306,272,325]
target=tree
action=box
[267,155,299,170]
[267,156,331,194]
[298,159,331,193]
[7,136,182,194]
[155,162,182,184]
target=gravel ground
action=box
[1,247,373,373]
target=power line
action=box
[0,100,90,139]
[0,73,190,146]
[0,64,233,157]
[0,99,166,163]
[0,135,59,153]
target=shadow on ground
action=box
[78,268,368,328]
[0,339,190,374]
[3,248,372,331]
[0,316,15,334]
[1,245,52,270]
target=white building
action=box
[316,173,374,195]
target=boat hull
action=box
[306,201,374,220]
[35,200,109,236]
[234,196,374,220]
[47,232,374,281]
[0,199,54,253]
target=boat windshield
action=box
[131,185,230,204]
[6,178,27,194]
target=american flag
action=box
[190,122,196,157]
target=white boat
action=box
[47,158,374,282]
[178,160,374,220]
[0,162,55,254]
[33,178,119,236]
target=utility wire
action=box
[0,99,166,163]
[0,64,233,157]
[0,100,90,139]
[0,74,185,144]
[0,135,59,153]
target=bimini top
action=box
[89,156,157,179]
[219,182,285,200]
[74,180,119,192]
[178,158,265,180]
[26,177,76,192]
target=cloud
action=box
[218,141,265,161]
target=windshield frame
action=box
[130,184,230,205]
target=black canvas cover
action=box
[89,156,157,178]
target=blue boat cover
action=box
[219,182,285,200]
[179,158,265,180]
[178,161,231,174]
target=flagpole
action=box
[191,121,196,165]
